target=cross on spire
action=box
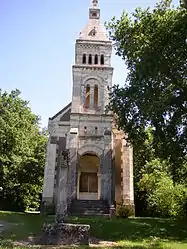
[92,0,98,8]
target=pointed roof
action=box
[79,0,109,42]
[49,102,71,121]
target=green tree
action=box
[180,0,187,9]
[107,0,187,181]
[133,128,155,215]
[139,159,187,218]
[0,89,47,211]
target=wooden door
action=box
[89,173,98,193]
[79,173,98,193]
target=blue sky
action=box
[0,0,178,127]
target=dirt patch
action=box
[12,236,118,248]
[89,237,118,247]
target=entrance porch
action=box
[77,154,101,200]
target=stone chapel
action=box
[42,0,134,215]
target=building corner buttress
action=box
[121,139,135,215]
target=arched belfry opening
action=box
[82,54,86,64]
[94,54,98,64]
[100,54,104,65]
[77,153,100,200]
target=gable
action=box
[49,102,71,122]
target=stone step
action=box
[72,200,109,206]
[72,204,109,209]
[71,210,109,215]
[70,200,110,216]
[71,208,109,213]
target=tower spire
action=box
[92,0,98,8]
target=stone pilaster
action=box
[67,129,78,209]
[111,152,116,204]
[42,137,57,203]
[81,85,85,109]
[100,132,112,204]
[56,137,68,215]
[90,86,94,109]
[67,148,78,208]
[121,139,134,208]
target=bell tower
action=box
[71,0,113,115]
[68,0,114,204]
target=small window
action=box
[94,54,98,64]
[100,55,104,65]
[84,126,87,135]
[85,85,90,108]
[88,54,92,64]
[82,54,86,64]
[95,127,98,134]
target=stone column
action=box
[90,86,94,109]
[67,129,78,210]
[67,148,78,208]
[97,173,101,200]
[56,137,68,216]
[111,154,115,204]
[100,131,112,204]
[77,171,81,199]
[57,158,68,216]
[81,85,85,111]
[121,139,134,211]
[42,137,57,204]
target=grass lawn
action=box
[0,211,187,249]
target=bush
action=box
[116,204,135,218]
[139,160,187,218]
[149,176,187,218]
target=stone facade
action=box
[42,0,134,215]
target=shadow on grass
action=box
[0,212,187,248]
[90,245,168,249]
[0,211,54,243]
[0,241,173,249]
[69,216,187,244]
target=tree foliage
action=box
[107,0,187,177]
[180,0,187,9]
[139,159,187,218]
[0,89,47,211]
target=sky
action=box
[0,0,179,127]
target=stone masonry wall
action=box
[121,139,134,205]
[56,137,68,215]
[42,138,57,203]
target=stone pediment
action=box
[79,20,109,42]
[49,102,71,122]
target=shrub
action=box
[139,160,187,218]
[148,176,187,218]
[116,203,135,218]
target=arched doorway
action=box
[77,153,100,200]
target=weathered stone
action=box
[55,213,68,224]
[41,201,55,215]
[42,0,134,217]
[50,136,58,144]
[110,204,116,217]
[41,223,90,245]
